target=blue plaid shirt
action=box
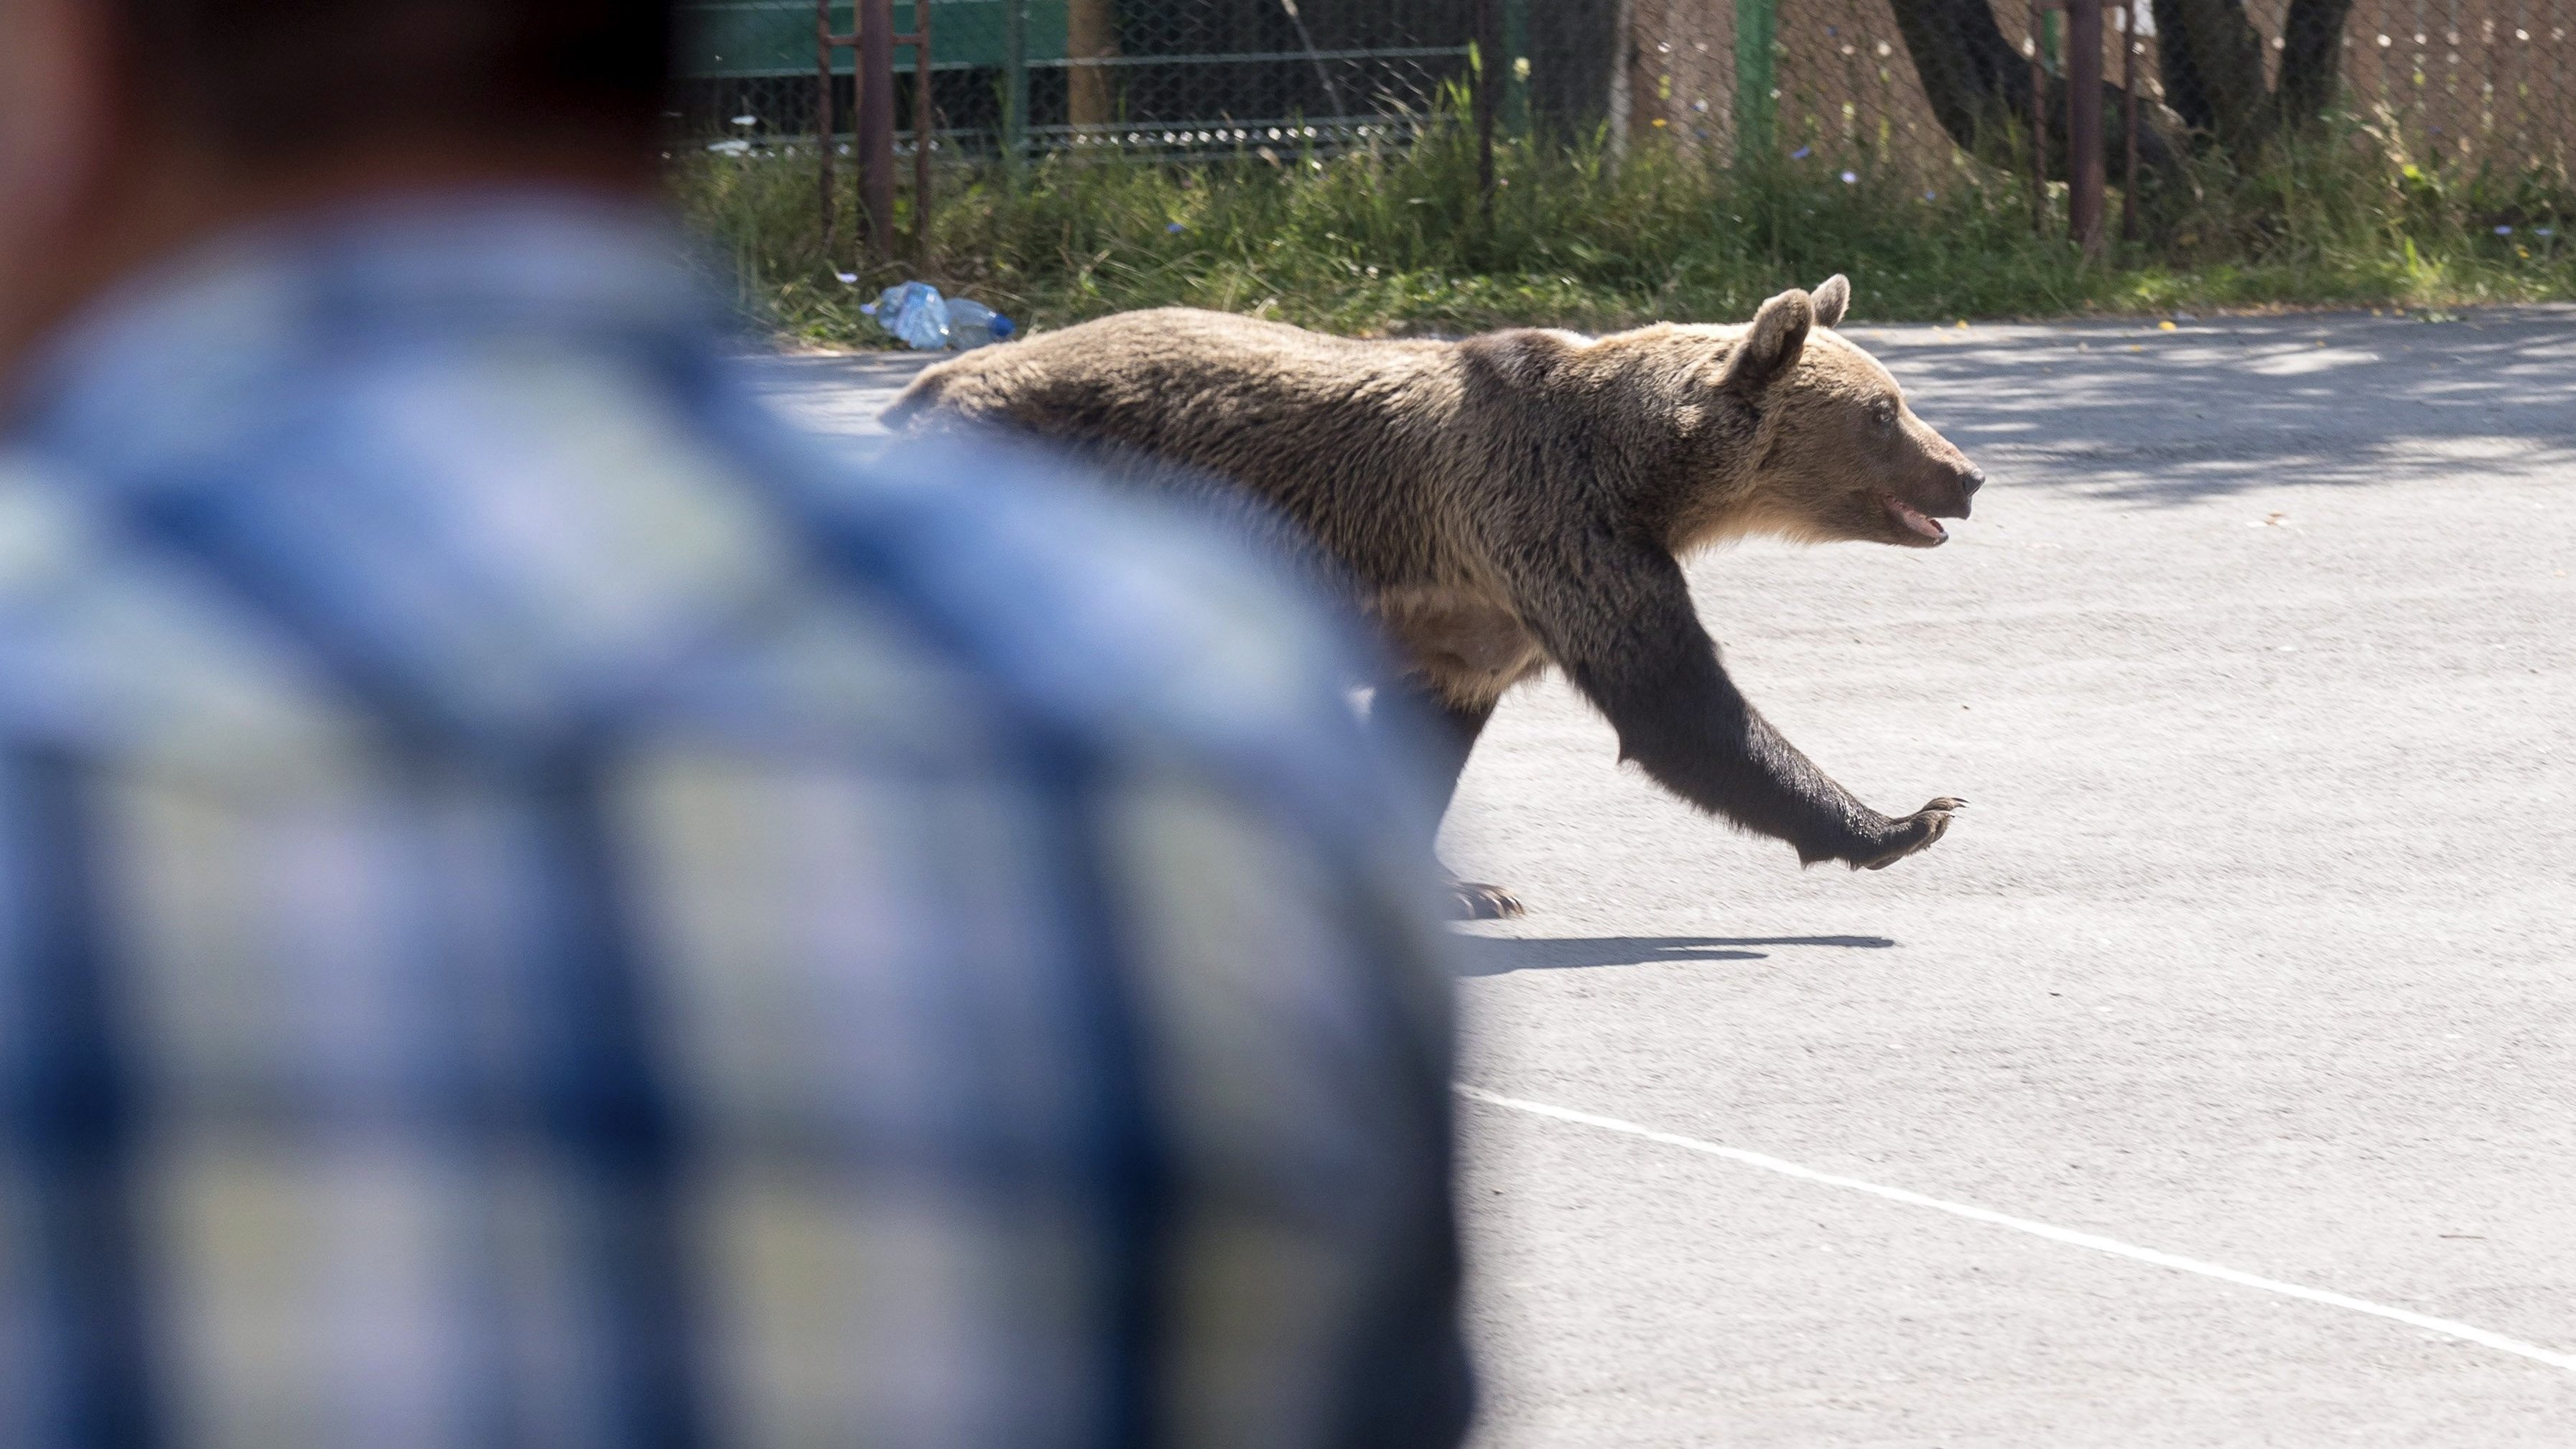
[0,197,1469,1449]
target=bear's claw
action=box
[1447,880,1528,920]
[1854,797,1966,870]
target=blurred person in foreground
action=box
[0,2,1471,1445]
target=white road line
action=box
[1458,1084,2576,1376]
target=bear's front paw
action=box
[1849,798,1966,871]
[1446,880,1528,921]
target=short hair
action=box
[112,1,671,157]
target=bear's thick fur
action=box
[887,277,1982,910]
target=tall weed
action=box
[672,97,2576,344]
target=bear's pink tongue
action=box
[1883,493,1948,541]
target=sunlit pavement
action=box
[763,307,2576,1445]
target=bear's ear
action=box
[1720,287,1815,392]
[1810,274,1851,329]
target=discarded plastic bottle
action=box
[945,298,1018,349]
[865,281,950,350]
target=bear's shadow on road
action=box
[1455,935,1896,977]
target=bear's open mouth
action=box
[1880,492,1948,544]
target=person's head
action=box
[0,0,671,380]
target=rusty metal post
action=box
[904,2,933,258]
[2027,0,2048,236]
[2121,3,2140,242]
[858,0,896,264]
[2066,0,2106,254]
[818,1,841,269]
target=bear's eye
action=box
[1872,401,1898,430]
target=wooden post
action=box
[1069,0,1115,129]
[2067,0,2106,253]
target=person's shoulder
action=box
[0,446,363,764]
[791,431,1357,733]
[737,421,1403,822]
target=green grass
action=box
[675,100,2576,345]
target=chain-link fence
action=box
[674,1,2575,182]
[1620,1,2574,181]
[674,1,1485,158]
[2338,1,2573,171]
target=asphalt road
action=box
[758,307,2576,1446]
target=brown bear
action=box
[885,276,1981,916]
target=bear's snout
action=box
[1920,446,1982,520]
[1945,464,1982,518]
[1914,460,1979,522]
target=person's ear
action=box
[1719,288,1815,391]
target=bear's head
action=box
[1657,276,1984,551]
